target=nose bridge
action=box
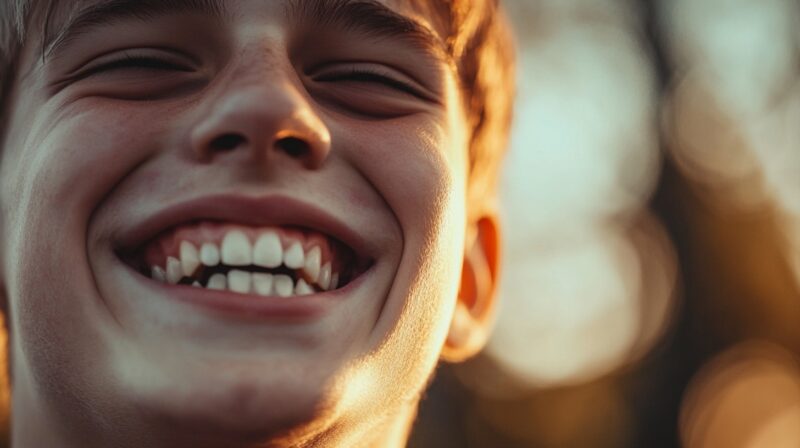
[190,59,331,169]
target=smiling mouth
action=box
[120,220,372,299]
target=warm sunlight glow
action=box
[680,342,800,448]
[661,0,800,287]
[479,0,677,389]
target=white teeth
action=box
[253,273,274,296]
[331,272,339,290]
[228,270,252,294]
[149,229,346,295]
[295,278,313,296]
[319,263,331,290]
[207,273,227,290]
[284,242,305,269]
[200,243,220,266]
[166,257,182,284]
[274,274,294,297]
[151,265,167,282]
[221,230,252,266]
[303,246,321,283]
[180,241,200,277]
[253,231,283,268]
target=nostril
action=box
[277,136,310,158]
[210,133,245,151]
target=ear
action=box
[441,212,501,363]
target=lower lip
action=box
[130,264,373,322]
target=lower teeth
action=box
[149,266,339,296]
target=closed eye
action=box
[75,49,195,79]
[93,56,189,72]
[52,47,206,100]
[312,65,434,101]
[318,68,415,94]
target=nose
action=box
[190,82,331,169]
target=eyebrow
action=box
[285,0,450,63]
[43,0,226,59]
[43,0,450,65]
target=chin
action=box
[122,359,344,445]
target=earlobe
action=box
[441,213,501,363]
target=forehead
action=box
[41,0,451,34]
[35,0,453,64]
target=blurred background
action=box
[411,0,800,447]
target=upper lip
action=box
[115,193,374,262]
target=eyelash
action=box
[81,53,191,77]
[314,67,423,97]
[85,55,424,97]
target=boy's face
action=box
[0,0,491,443]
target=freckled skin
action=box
[0,0,494,447]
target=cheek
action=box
[388,123,467,342]
[346,118,467,245]
[1,105,154,279]
[3,102,160,222]
[0,101,163,389]
[333,116,468,404]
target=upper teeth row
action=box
[150,229,340,292]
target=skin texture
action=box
[0,0,500,446]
